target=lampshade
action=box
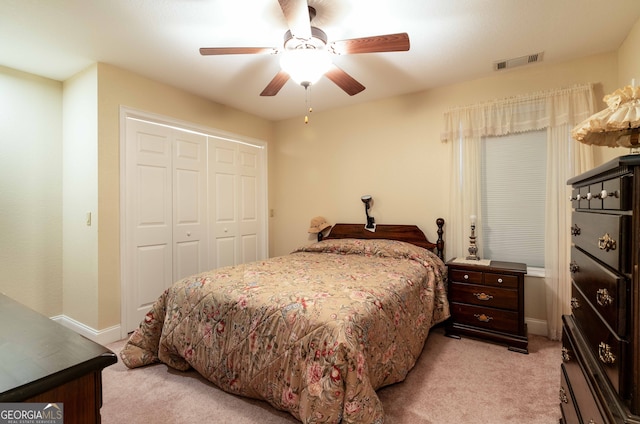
[572,84,640,148]
[280,48,332,86]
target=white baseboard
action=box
[525,317,548,337]
[51,315,122,346]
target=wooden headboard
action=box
[325,219,445,260]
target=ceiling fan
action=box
[199,0,410,97]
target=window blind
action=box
[480,130,546,267]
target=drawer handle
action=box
[569,194,581,202]
[570,224,581,236]
[473,292,494,301]
[474,313,493,323]
[598,342,616,365]
[559,387,568,404]
[561,347,571,362]
[570,297,580,310]
[600,189,619,199]
[598,233,617,252]
[596,288,613,307]
[496,278,503,283]
[463,274,469,280]
[569,261,579,273]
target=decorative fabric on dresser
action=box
[561,154,640,423]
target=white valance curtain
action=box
[442,84,596,340]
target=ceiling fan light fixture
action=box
[279,47,332,86]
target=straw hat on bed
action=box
[308,216,331,233]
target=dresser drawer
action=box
[449,282,518,310]
[450,302,519,334]
[602,175,632,210]
[560,365,580,424]
[571,175,632,211]
[570,246,628,337]
[571,211,630,273]
[562,325,607,424]
[571,185,597,210]
[449,269,482,284]
[571,283,628,397]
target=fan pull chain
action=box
[304,84,312,124]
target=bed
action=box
[120,220,449,423]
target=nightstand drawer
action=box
[450,302,519,334]
[484,272,518,288]
[449,269,482,284]
[449,281,518,310]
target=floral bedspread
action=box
[120,238,449,423]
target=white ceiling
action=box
[2,0,640,121]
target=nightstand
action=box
[445,258,528,353]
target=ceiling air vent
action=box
[494,52,544,71]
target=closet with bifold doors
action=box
[122,115,267,334]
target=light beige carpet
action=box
[102,326,561,423]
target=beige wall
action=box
[2,16,640,337]
[0,63,273,332]
[270,52,623,257]
[94,64,273,329]
[0,66,63,316]
[619,17,640,91]
[62,65,99,328]
[270,51,628,327]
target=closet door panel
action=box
[125,120,173,332]
[237,145,262,264]
[173,131,207,281]
[210,139,239,268]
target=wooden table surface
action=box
[0,293,117,401]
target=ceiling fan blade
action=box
[330,32,410,54]
[278,0,312,39]
[260,70,290,96]
[324,64,365,96]
[200,47,275,55]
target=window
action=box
[480,130,546,269]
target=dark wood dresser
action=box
[0,294,117,424]
[445,259,528,353]
[562,154,640,424]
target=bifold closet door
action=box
[209,137,265,269]
[124,118,207,332]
